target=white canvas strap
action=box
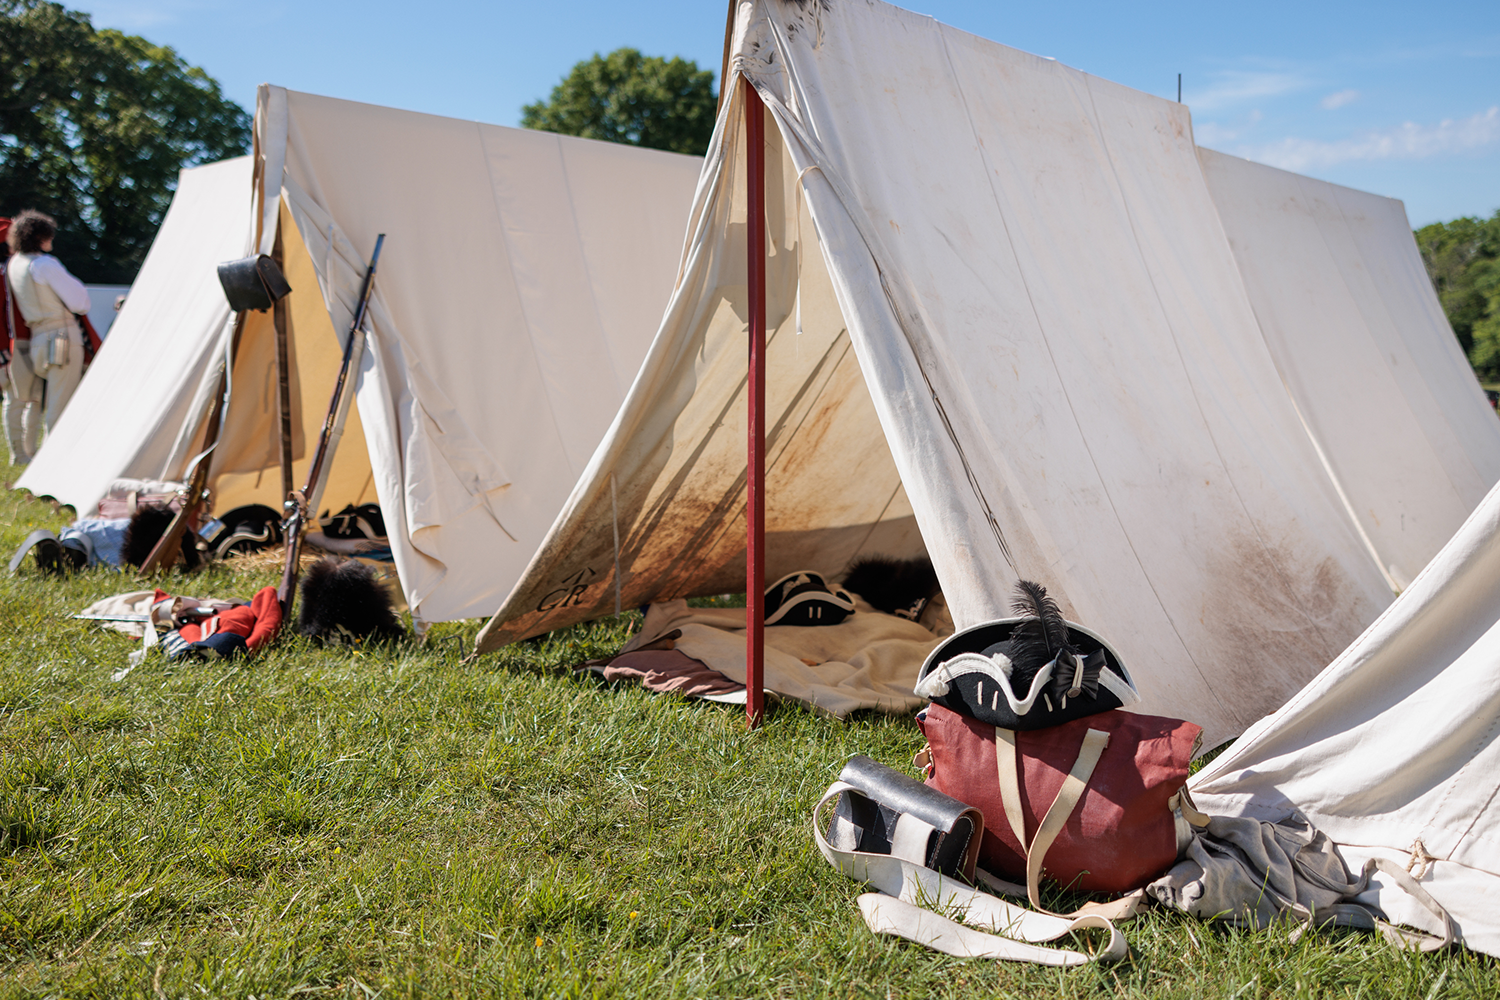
[995,727,1128,917]
[994,728,1028,847]
[814,783,1126,966]
[1271,856,1454,952]
[889,812,937,866]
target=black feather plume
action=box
[1011,580,1069,655]
[1004,580,1075,698]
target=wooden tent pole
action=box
[744,79,767,728]
[272,222,294,502]
[137,311,246,575]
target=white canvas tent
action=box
[17,156,254,511]
[1192,477,1500,956]
[19,89,702,624]
[473,0,1497,747]
[1198,149,1500,590]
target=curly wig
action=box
[7,210,57,255]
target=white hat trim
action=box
[913,651,1140,710]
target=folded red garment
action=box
[600,648,743,699]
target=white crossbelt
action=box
[813,782,1127,967]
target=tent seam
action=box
[476,121,578,482]
[934,28,1222,714]
[1316,177,1479,514]
[553,139,627,396]
[1081,71,1347,692]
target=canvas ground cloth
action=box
[17,158,252,514]
[620,598,951,717]
[1199,149,1500,590]
[1191,478,1500,956]
[476,0,1394,748]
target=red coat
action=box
[0,221,32,360]
[161,586,283,653]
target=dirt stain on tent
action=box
[1200,528,1370,723]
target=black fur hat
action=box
[296,557,404,645]
[841,555,940,621]
[120,503,175,568]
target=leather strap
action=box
[995,727,1112,914]
[1170,785,1212,828]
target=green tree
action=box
[1417,211,1500,379]
[522,48,717,157]
[1,1,250,283]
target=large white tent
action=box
[19,88,702,625]
[1198,149,1500,590]
[473,0,1497,747]
[17,156,253,511]
[1192,477,1500,956]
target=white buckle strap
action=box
[995,727,1115,915]
[813,783,1126,966]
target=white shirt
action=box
[22,254,92,314]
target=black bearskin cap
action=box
[841,556,940,617]
[296,557,404,645]
[120,503,175,568]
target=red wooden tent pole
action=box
[744,79,767,729]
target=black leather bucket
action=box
[216,254,292,311]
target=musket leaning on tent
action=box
[138,255,292,575]
[277,234,385,624]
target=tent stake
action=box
[744,79,767,729]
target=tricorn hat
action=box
[914,580,1138,730]
[764,569,855,627]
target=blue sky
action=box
[80,0,1498,226]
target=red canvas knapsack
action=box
[918,702,1201,896]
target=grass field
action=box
[3,460,1498,998]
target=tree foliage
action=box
[522,48,717,157]
[0,1,250,283]
[1417,211,1500,380]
